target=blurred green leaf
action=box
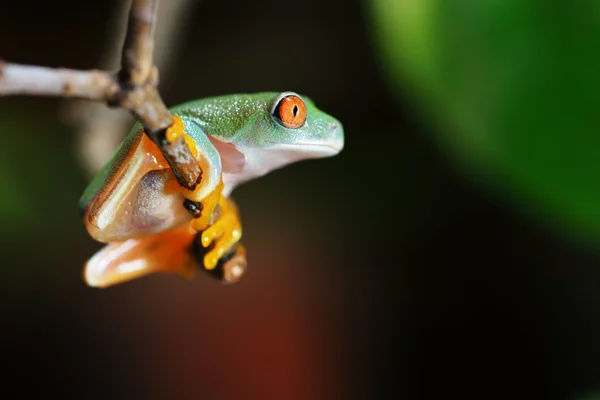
[0,103,83,238]
[575,392,600,400]
[0,153,31,223]
[370,0,600,240]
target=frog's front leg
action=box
[197,195,243,270]
[184,181,242,266]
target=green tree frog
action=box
[79,92,344,288]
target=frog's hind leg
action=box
[83,225,197,288]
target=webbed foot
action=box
[196,195,243,271]
[192,241,247,284]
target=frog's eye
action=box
[272,94,307,129]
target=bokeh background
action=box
[1,0,599,398]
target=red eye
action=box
[273,95,307,128]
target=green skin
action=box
[79,91,344,241]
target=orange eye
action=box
[273,95,307,129]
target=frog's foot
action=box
[192,241,247,284]
[165,115,199,158]
[196,196,243,271]
[83,225,197,288]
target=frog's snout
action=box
[328,120,345,154]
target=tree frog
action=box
[79,92,344,288]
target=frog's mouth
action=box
[275,135,344,157]
[285,142,343,157]
[267,130,345,158]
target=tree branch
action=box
[70,0,199,177]
[0,0,202,192]
[0,64,117,99]
[120,0,158,86]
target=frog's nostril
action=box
[330,122,339,131]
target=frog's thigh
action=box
[84,225,197,288]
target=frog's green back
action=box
[170,92,277,140]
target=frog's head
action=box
[250,91,344,155]
[205,91,344,192]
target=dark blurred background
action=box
[1,0,599,398]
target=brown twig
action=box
[0,64,118,99]
[0,0,201,191]
[71,0,199,177]
[120,0,157,86]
